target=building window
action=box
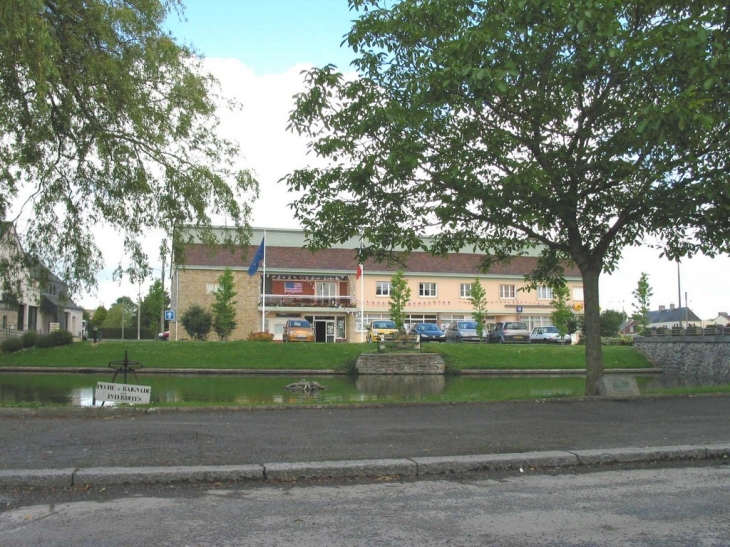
[375,281,391,296]
[499,284,516,299]
[419,282,437,297]
[316,282,337,298]
[573,287,584,301]
[538,286,553,300]
[460,283,472,298]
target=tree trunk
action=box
[579,265,604,395]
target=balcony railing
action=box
[259,294,355,309]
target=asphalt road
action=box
[2,395,729,471]
[2,465,729,546]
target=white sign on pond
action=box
[95,382,151,404]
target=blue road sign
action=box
[164,310,175,321]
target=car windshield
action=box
[417,324,441,332]
[372,321,396,329]
[504,322,528,330]
[544,326,559,333]
[458,322,478,329]
[289,320,310,328]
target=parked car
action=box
[530,326,572,344]
[366,320,399,343]
[408,323,446,342]
[445,321,482,342]
[487,321,530,343]
[157,331,169,341]
[282,319,315,343]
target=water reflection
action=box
[0,372,726,407]
[355,375,446,398]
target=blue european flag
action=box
[247,237,265,276]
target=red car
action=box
[157,331,169,341]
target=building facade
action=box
[170,227,584,342]
[0,223,84,340]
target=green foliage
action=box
[600,309,626,337]
[550,284,572,340]
[566,315,584,335]
[212,268,237,341]
[140,280,170,332]
[601,336,634,346]
[632,272,653,335]
[35,329,74,348]
[91,306,108,328]
[388,270,411,332]
[468,277,488,342]
[284,0,730,395]
[246,331,274,342]
[1,337,24,353]
[102,297,136,329]
[0,0,257,296]
[181,304,213,341]
[21,330,38,348]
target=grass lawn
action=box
[0,340,652,371]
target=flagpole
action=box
[360,235,365,343]
[261,230,266,332]
[360,264,364,343]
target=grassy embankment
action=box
[0,340,652,372]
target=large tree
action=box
[285,0,730,394]
[140,279,170,332]
[0,0,257,296]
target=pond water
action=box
[0,372,717,407]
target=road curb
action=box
[1,444,728,488]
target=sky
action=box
[79,0,730,321]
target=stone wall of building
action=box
[173,268,262,341]
[634,337,730,382]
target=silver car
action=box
[487,321,530,343]
[445,321,483,342]
[530,326,572,344]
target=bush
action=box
[1,337,24,353]
[247,331,274,342]
[181,304,213,341]
[48,329,74,347]
[21,330,38,348]
[35,329,74,348]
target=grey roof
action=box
[647,307,701,324]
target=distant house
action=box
[618,319,638,335]
[0,222,84,340]
[647,304,702,329]
[707,312,730,326]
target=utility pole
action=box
[137,279,141,340]
[160,258,166,337]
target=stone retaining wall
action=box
[355,353,446,375]
[634,336,730,382]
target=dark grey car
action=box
[408,323,446,342]
[445,321,482,342]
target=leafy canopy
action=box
[285,0,730,394]
[0,0,257,295]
